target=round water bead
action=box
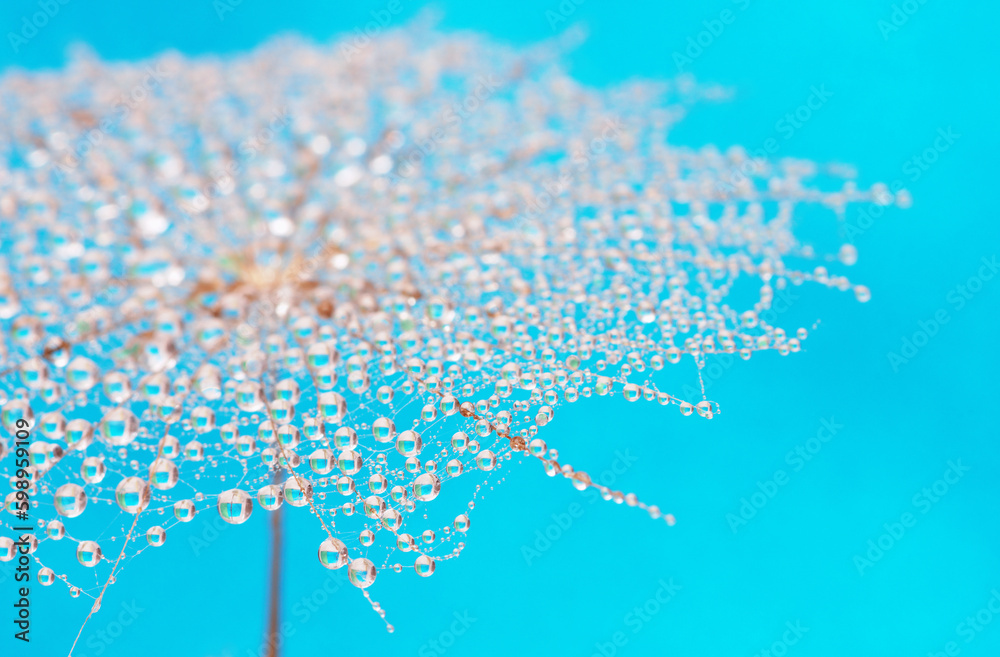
[37,567,55,586]
[146,526,167,547]
[0,537,14,561]
[115,477,150,513]
[335,476,355,496]
[348,557,377,589]
[396,430,422,457]
[220,422,239,444]
[372,417,395,443]
[100,408,139,446]
[283,479,312,507]
[190,406,216,433]
[236,435,257,456]
[173,499,197,522]
[5,493,24,516]
[414,554,436,577]
[258,485,284,510]
[65,357,100,391]
[454,514,471,533]
[337,449,362,475]
[149,458,179,490]
[235,381,264,412]
[451,431,469,453]
[275,426,299,449]
[396,533,415,551]
[39,412,66,439]
[184,440,205,460]
[412,473,441,502]
[380,508,402,530]
[18,534,38,554]
[368,474,388,494]
[46,520,65,540]
[53,483,87,518]
[476,450,497,471]
[363,495,386,518]
[317,392,347,422]
[1,400,33,431]
[158,435,181,459]
[76,540,103,567]
[218,489,253,524]
[318,537,349,569]
[81,460,104,488]
[102,372,132,403]
[65,419,94,451]
[309,448,335,474]
[333,427,358,449]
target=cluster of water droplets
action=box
[0,24,903,631]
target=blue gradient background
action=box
[1,1,997,655]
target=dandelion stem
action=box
[266,469,285,657]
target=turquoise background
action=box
[1,0,997,655]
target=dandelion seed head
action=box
[0,25,887,625]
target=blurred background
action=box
[0,0,997,655]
